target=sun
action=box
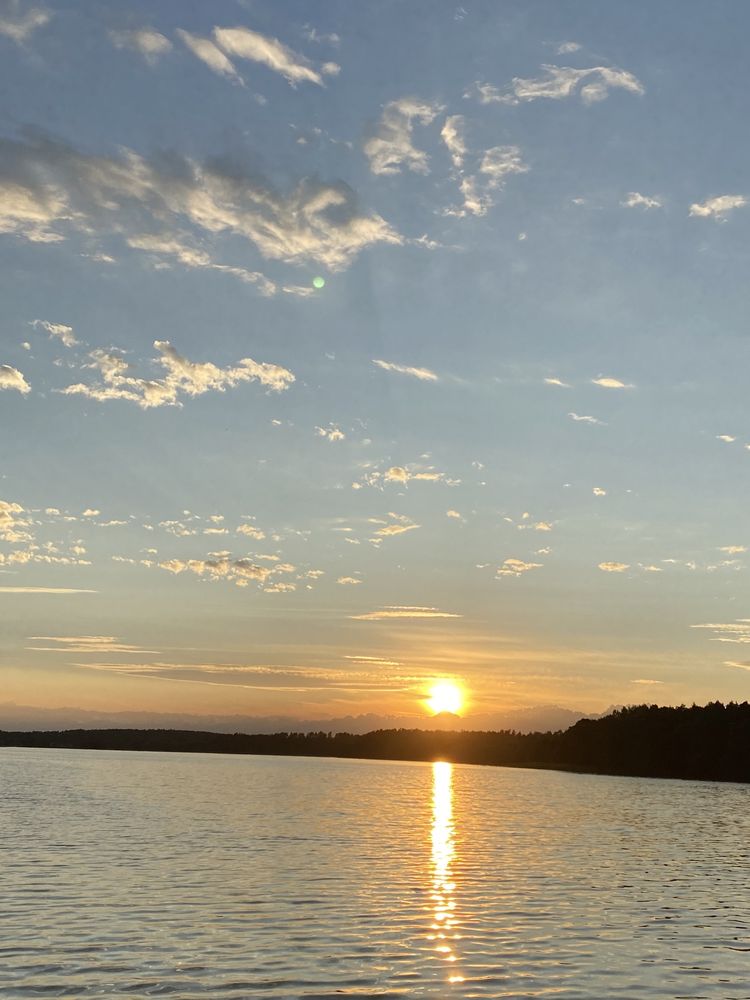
[426,680,464,716]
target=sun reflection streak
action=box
[430,761,463,984]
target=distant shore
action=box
[3,701,750,784]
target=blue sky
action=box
[2,0,750,723]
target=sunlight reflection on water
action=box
[429,761,464,984]
[2,748,750,998]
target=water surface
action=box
[1,748,749,998]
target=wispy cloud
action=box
[61,340,294,408]
[441,115,466,170]
[110,28,172,64]
[0,132,401,271]
[31,319,78,347]
[598,562,630,573]
[364,97,442,176]
[372,359,439,381]
[445,144,528,217]
[27,635,157,653]
[176,30,242,81]
[591,376,634,389]
[568,412,604,425]
[212,26,338,86]
[689,195,747,220]
[0,1,50,44]
[470,64,644,106]
[691,620,750,643]
[0,586,96,594]
[351,606,461,621]
[370,513,420,539]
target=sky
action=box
[1,0,750,726]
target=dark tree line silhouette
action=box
[3,702,750,783]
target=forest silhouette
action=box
[3,702,750,783]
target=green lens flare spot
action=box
[312,276,326,289]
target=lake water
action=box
[1,748,749,999]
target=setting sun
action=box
[427,681,464,716]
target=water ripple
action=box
[2,748,750,998]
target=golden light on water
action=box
[426,680,464,715]
[430,761,463,983]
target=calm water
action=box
[1,749,749,999]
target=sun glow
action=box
[426,680,464,716]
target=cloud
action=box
[176,30,240,81]
[372,359,438,381]
[591,376,633,389]
[568,412,604,425]
[471,64,644,106]
[557,41,581,54]
[236,523,265,540]
[303,27,341,47]
[544,377,570,387]
[441,115,466,170]
[691,620,750,644]
[212,26,338,86]
[337,576,361,585]
[447,145,528,217]
[496,558,542,577]
[82,508,99,517]
[592,487,607,496]
[719,545,746,554]
[480,146,528,187]
[315,424,345,442]
[632,678,664,685]
[359,465,457,489]
[0,1,50,43]
[689,195,747,220]
[364,97,442,176]
[351,606,461,621]
[598,562,630,572]
[622,192,662,210]
[126,233,276,295]
[0,364,30,393]
[371,513,421,539]
[446,510,461,519]
[0,586,95,594]
[61,340,294,408]
[0,132,401,271]
[31,318,78,347]
[27,635,156,653]
[110,28,172,64]
[0,499,31,543]
[158,555,296,590]
[717,435,736,443]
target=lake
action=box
[1,748,749,998]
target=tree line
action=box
[3,701,750,783]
